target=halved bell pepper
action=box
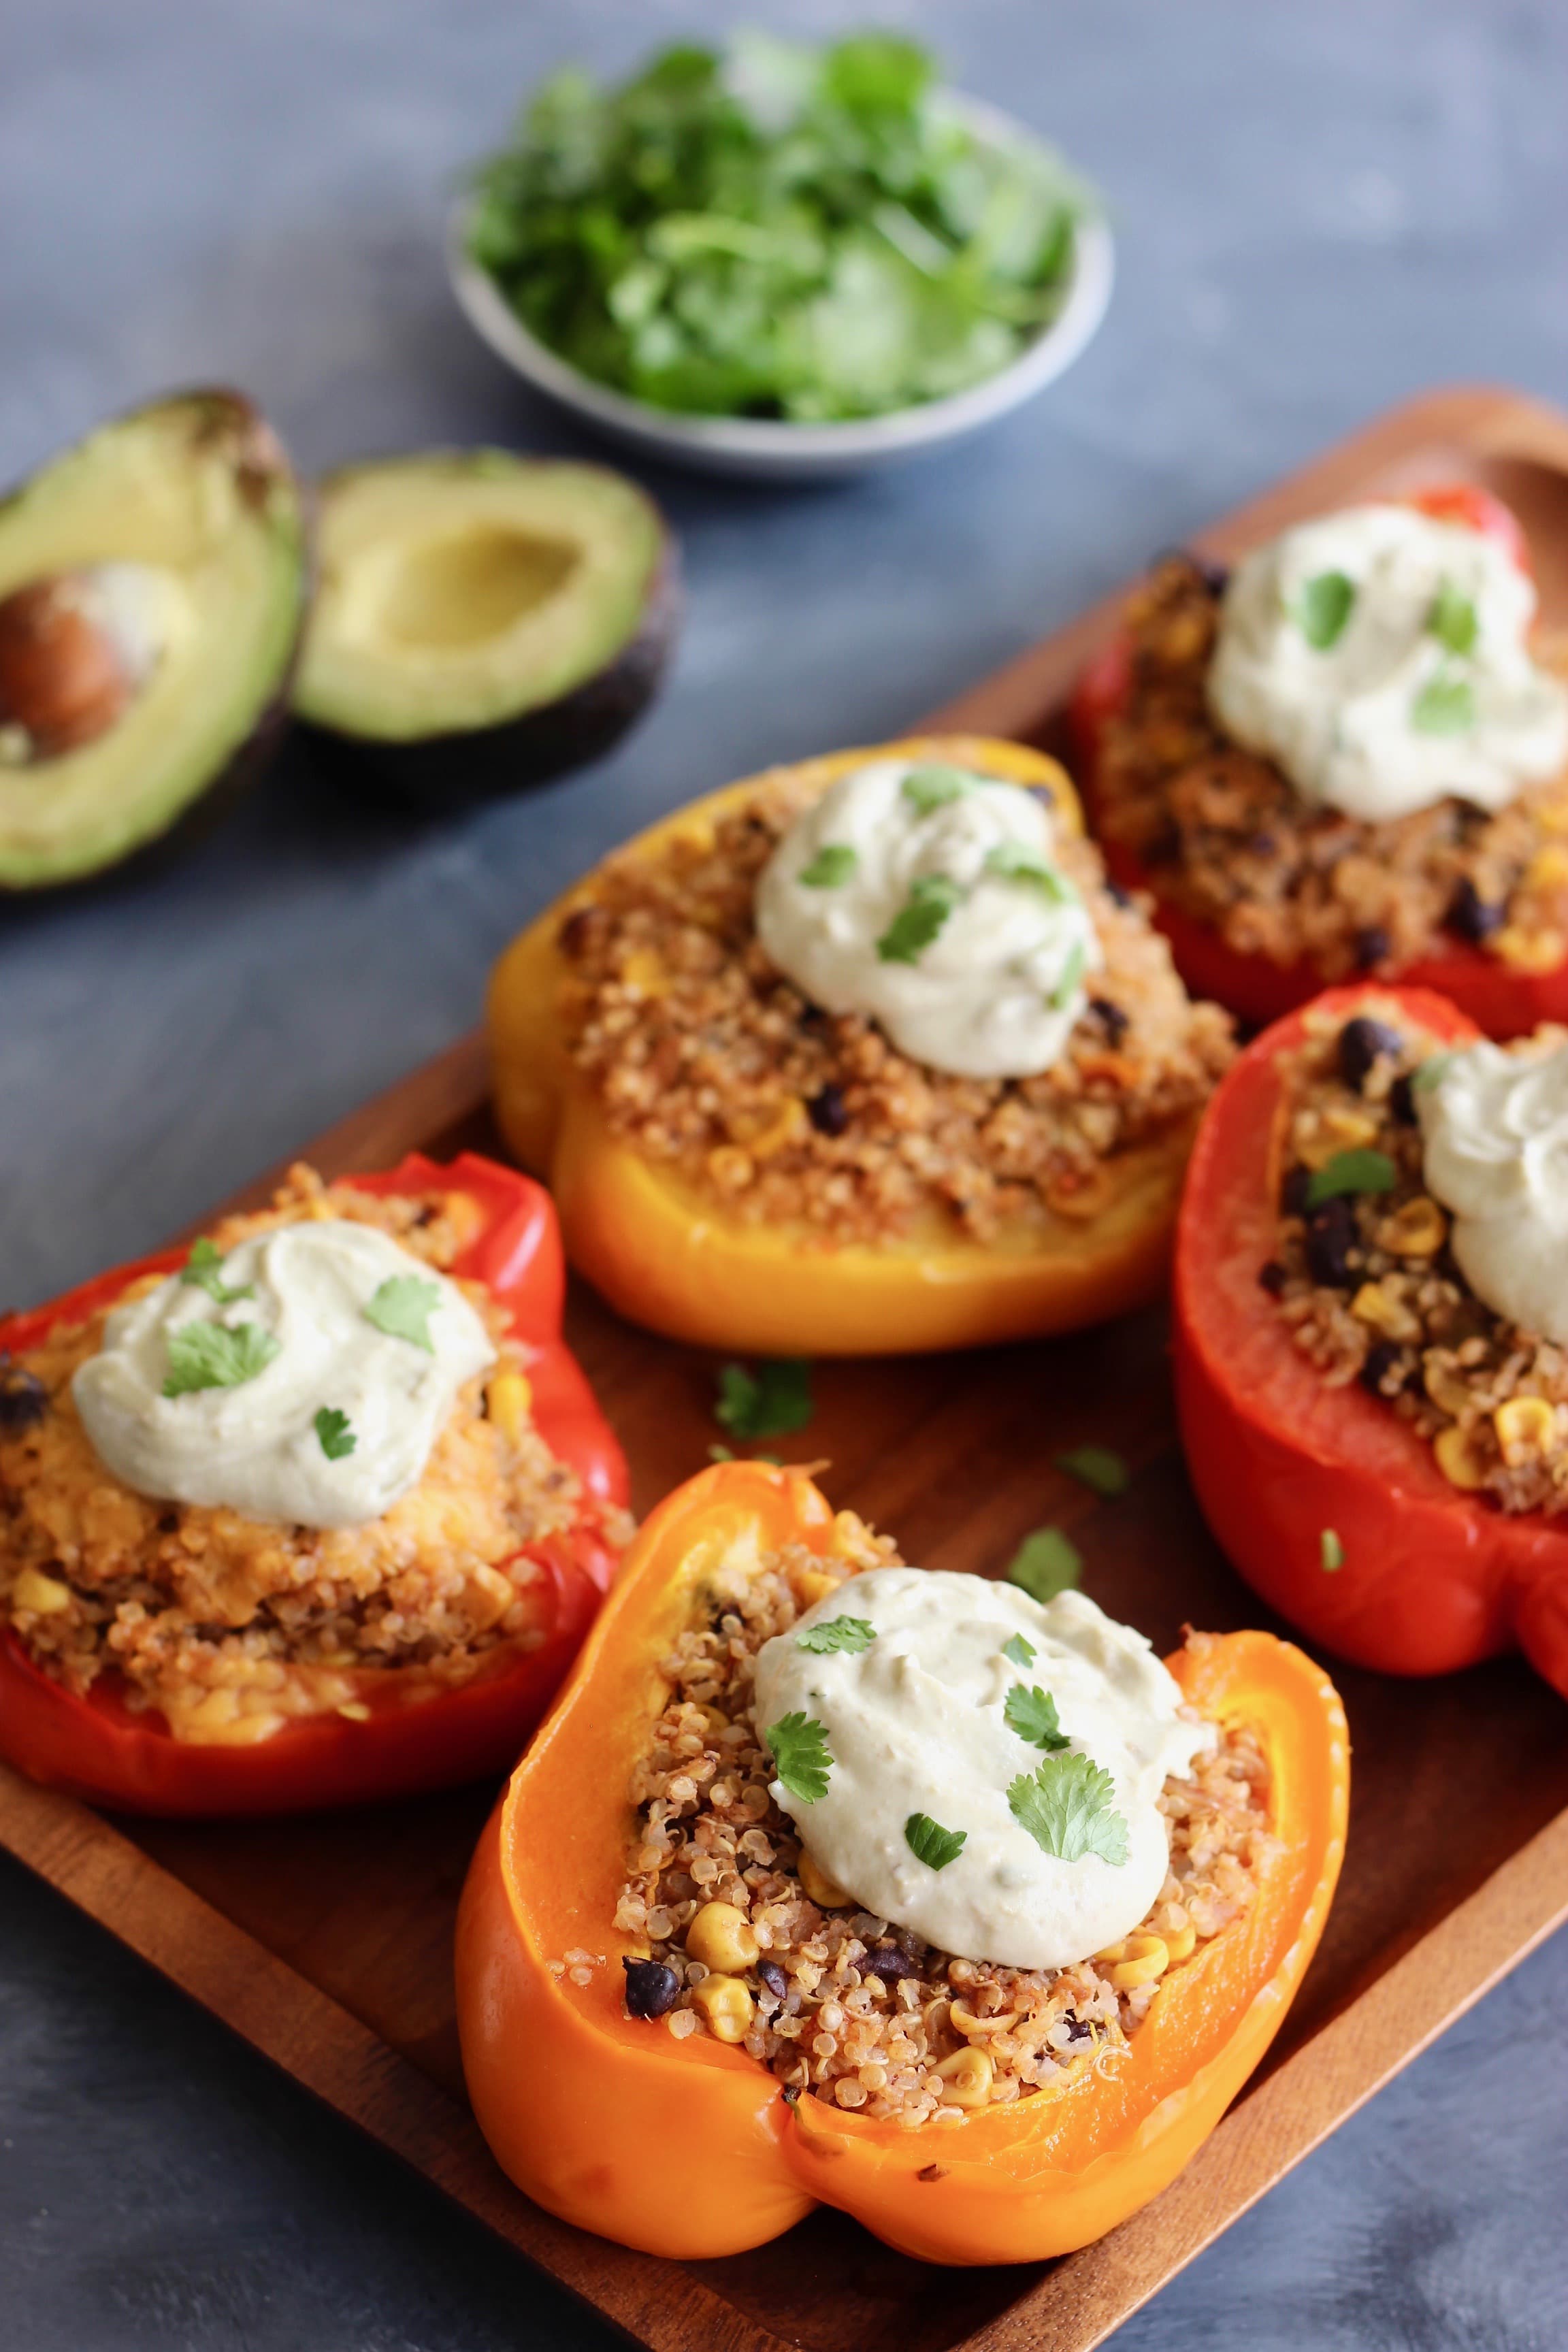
[489,734,1205,1356]
[1069,487,1568,1038]
[1175,984,1568,1695]
[0,1151,629,1816]
[455,1460,1348,2265]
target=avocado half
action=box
[0,389,308,890]
[293,452,679,806]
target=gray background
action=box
[2,1,1566,2345]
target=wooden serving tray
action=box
[6,385,1568,2352]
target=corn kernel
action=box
[12,1566,70,1615]
[1434,1424,1489,1490]
[690,1974,754,2042]
[830,1509,875,1562]
[796,1568,840,1609]
[706,1145,755,1192]
[934,2046,994,2108]
[1493,924,1565,975]
[949,1998,1019,2038]
[797,1848,850,1909]
[336,1701,372,1722]
[1163,1921,1197,1965]
[620,948,667,997]
[1094,1932,1169,1990]
[485,1370,533,1446]
[685,1901,760,1974]
[1376,1196,1447,1258]
[1350,1279,1422,1343]
[1423,1354,1473,1417]
[731,1097,808,1160]
[1494,1395,1557,1460]
[1527,845,1568,891]
[1539,797,1568,835]
[1045,1163,1117,1221]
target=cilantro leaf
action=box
[315,1407,357,1461]
[1007,1752,1130,1865]
[1049,938,1087,1011]
[764,1712,834,1803]
[1428,578,1478,656]
[1006,1526,1081,1603]
[902,764,977,815]
[1412,1053,1455,1094]
[715,1358,814,1441]
[363,1275,442,1352]
[1320,1528,1345,1572]
[904,1812,967,1871]
[985,841,1076,902]
[162,1322,280,1399]
[1001,1632,1036,1669]
[799,844,858,888]
[877,873,964,963]
[1411,671,1475,736]
[179,1238,254,1306]
[1054,1443,1130,1499]
[1004,1682,1072,1751]
[1305,1149,1396,1208]
[1296,570,1356,650]
[797,1614,876,1655]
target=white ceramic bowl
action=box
[446,95,1113,482]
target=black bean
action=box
[1158,547,1230,598]
[1088,996,1129,1043]
[1389,1073,1417,1126]
[807,1083,849,1137]
[1305,1196,1358,1289]
[1064,2014,1095,2043]
[1247,831,1278,858]
[1280,1165,1312,1218]
[0,1354,46,1435]
[1354,925,1392,970]
[1258,1260,1288,1297]
[1337,1015,1403,1092]
[860,1945,912,1986]
[1105,880,1133,909]
[622,1958,680,2019]
[1359,1340,1405,1396]
[757,1959,789,2001]
[1447,877,1504,943]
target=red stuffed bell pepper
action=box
[1173,984,1568,1695]
[1071,486,1568,1038]
[0,1150,629,1815]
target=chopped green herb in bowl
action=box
[452,32,1110,479]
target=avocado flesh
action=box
[294,454,677,802]
[0,391,307,890]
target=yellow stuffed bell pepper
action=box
[455,1461,1348,2265]
[489,736,1225,1355]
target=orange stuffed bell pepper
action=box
[488,734,1234,1356]
[1071,486,1568,1038]
[456,1460,1346,2264]
[0,1151,629,1816]
[1175,983,1568,1695]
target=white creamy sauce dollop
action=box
[1208,504,1568,822]
[73,1220,496,1529]
[753,757,1101,1080]
[751,1570,1209,1970]
[1419,1034,1568,1345]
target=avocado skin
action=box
[299,539,681,811]
[0,387,310,894]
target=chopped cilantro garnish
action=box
[1001,1632,1036,1669]
[1428,578,1479,656]
[315,1407,357,1461]
[363,1275,442,1352]
[1411,1053,1455,1094]
[715,1358,814,1441]
[1296,570,1356,650]
[1320,1528,1345,1573]
[1304,1149,1396,1208]
[1049,938,1086,1011]
[799,844,858,888]
[1003,1682,1071,1751]
[1411,670,1475,736]
[162,1322,280,1399]
[1007,1752,1129,1865]
[901,764,978,814]
[764,1712,834,1803]
[984,840,1077,902]
[1006,1526,1081,1603]
[179,1239,255,1306]
[877,872,964,964]
[797,1614,876,1655]
[904,1812,967,1871]
[708,1442,735,1462]
[1054,1444,1130,1499]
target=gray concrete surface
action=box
[2,1,1566,2345]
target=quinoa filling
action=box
[1092,555,1568,982]
[558,763,1234,1248]
[0,1163,631,1744]
[1266,1006,1568,1513]
[604,1515,1273,2128]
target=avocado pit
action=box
[0,564,173,762]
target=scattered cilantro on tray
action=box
[1054,1444,1130,1499]
[715,1358,814,1441]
